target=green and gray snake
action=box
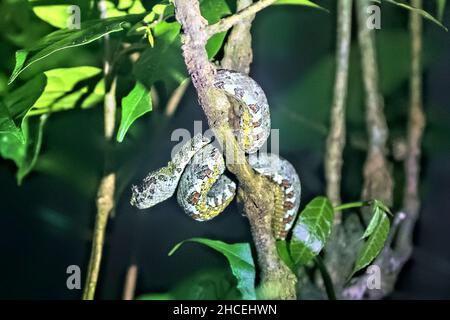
[130,69,301,240]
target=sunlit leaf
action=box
[290,196,334,266]
[8,14,143,84]
[117,82,152,142]
[169,238,256,300]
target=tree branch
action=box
[173,0,297,299]
[325,0,353,221]
[82,0,116,300]
[356,0,393,213]
[206,0,277,38]
[342,0,425,299]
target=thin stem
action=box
[334,201,367,212]
[315,256,336,300]
[325,0,353,224]
[206,0,277,38]
[82,0,116,300]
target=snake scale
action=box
[130,69,301,240]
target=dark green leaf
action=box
[200,0,231,58]
[136,268,240,300]
[276,240,296,272]
[381,0,447,30]
[117,82,152,142]
[352,213,390,275]
[290,196,334,266]
[134,21,188,96]
[169,238,256,300]
[8,14,144,84]
[437,0,447,21]
[274,0,328,12]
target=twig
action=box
[398,0,425,253]
[165,78,191,117]
[122,264,138,300]
[342,0,425,299]
[206,0,277,38]
[82,173,115,300]
[356,0,393,215]
[325,0,353,223]
[221,0,255,74]
[82,0,117,300]
[173,0,297,299]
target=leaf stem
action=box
[314,256,336,300]
[334,201,368,212]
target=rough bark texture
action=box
[325,0,353,220]
[342,0,424,299]
[356,0,393,213]
[173,0,297,299]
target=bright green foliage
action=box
[117,82,152,142]
[9,14,144,84]
[290,196,334,266]
[169,238,256,300]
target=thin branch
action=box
[82,0,117,300]
[165,78,191,117]
[82,173,115,300]
[356,0,393,214]
[398,0,425,252]
[122,264,138,300]
[325,0,353,223]
[173,0,297,299]
[221,0,255,74]
[342,0,425,299]
[206,0,277,38]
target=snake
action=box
[130,69,301,240]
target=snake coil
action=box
[130,69,301,240]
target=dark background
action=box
[0,0,449,299]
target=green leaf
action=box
[1,66,102,182]
[361,206,383,239]
[134,21,188,96]
[8,14,144,84]
[276,240,296,272]
[381,0,448,31]
[136,293,173,300]
[16,114,48,184]
[437,0,447,21]
[136,268,241,300]
[290,196,334,266]
[29,66,103,115]
[274,0,328,11]
[352,213,390,275]
[200,0,232,58]
[117,82,152,142]
[169,238,256,300]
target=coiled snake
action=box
[130,69,301,240]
